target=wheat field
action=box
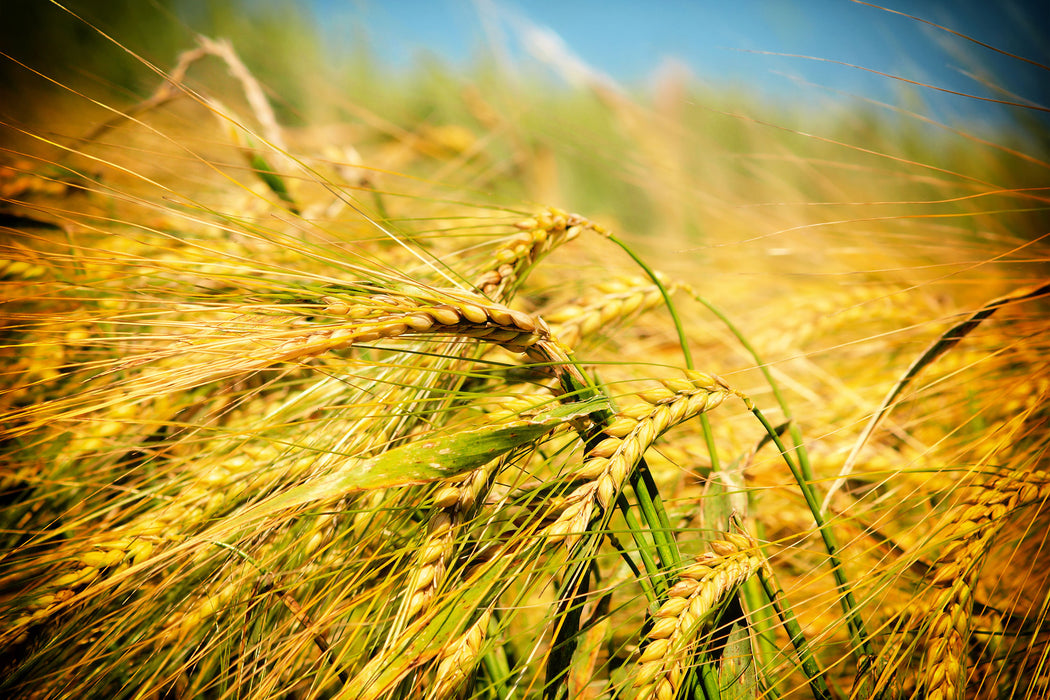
[1,3,1048,699]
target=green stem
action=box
[481,609,513,699]
[604,239,726,481]
[741,576,776,681]
[544,559,593,700]
[692,292,866,677]
[701,414,721,472]
[606,233,692,370]
[699,662,721,700]
[742,515,780,693]
[616,491,665,597]
[751,406,873,662]
[693,294,814,483]
[758,566,831,700]
[630,460,681,571]
[604,527,656,604]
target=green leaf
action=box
[242,133,300,213]
[713,598,758,700]
[196,397,609,540]
[349,395,608,490]
[248,151,299,213]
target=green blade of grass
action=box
[245,146,300,214]
[630,461,682,575]
[750,405,874,663]
[691,292,816,504]
[757,564,831,700]
[615,490,664,597]
[605,233,692,370]
[191,396,609,544]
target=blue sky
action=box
[311,0,1049,126]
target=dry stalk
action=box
[3,288,551,431]
[1,406,386,648]
[634,533,763,700]
[0,440,273,648]
[78,35,292,169]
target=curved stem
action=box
[751,406,873,662]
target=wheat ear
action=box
[546,275,673,349]
[262,288,547,365]
[634,533,763,700]
[428,606,495,700]
[543,371,741,548]
[397,461,500,626]
[474,207,606,299]
[879,469,1050,700]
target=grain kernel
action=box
[323,297,351,315]
[596,475,617,509]
[404,313,434,330]
[648,617,678,639]
[604,417,638,438]
[655,597,689,618]
[430,306,461,326]
[662,377,695,394]
[639,387,676,405]
[486,306,513,326]
[459,304,488,324]
[638,638,668,664]
[434,486,461,509]
[588,437,621,459]
[507,309,536,332]
[354,325,385,343]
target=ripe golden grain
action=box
[634,534,763,700]
[877,469,1050,700]
[429,607,494,700]
[543,371,741,548]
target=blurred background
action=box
[2,0,1047,297]
[3,0,1048,129]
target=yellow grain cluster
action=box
[544,371,743,547]
[474,207,606,298]
[546,275,671,349]
[878,469,1050,700]
[429,607,495,700]
[634,533,763,700]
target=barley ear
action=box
[543,371,738,549]
[429,607,495,700]
[881,469,1050,700]
[634,534,763,700]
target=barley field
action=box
[1,3,1048,699]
